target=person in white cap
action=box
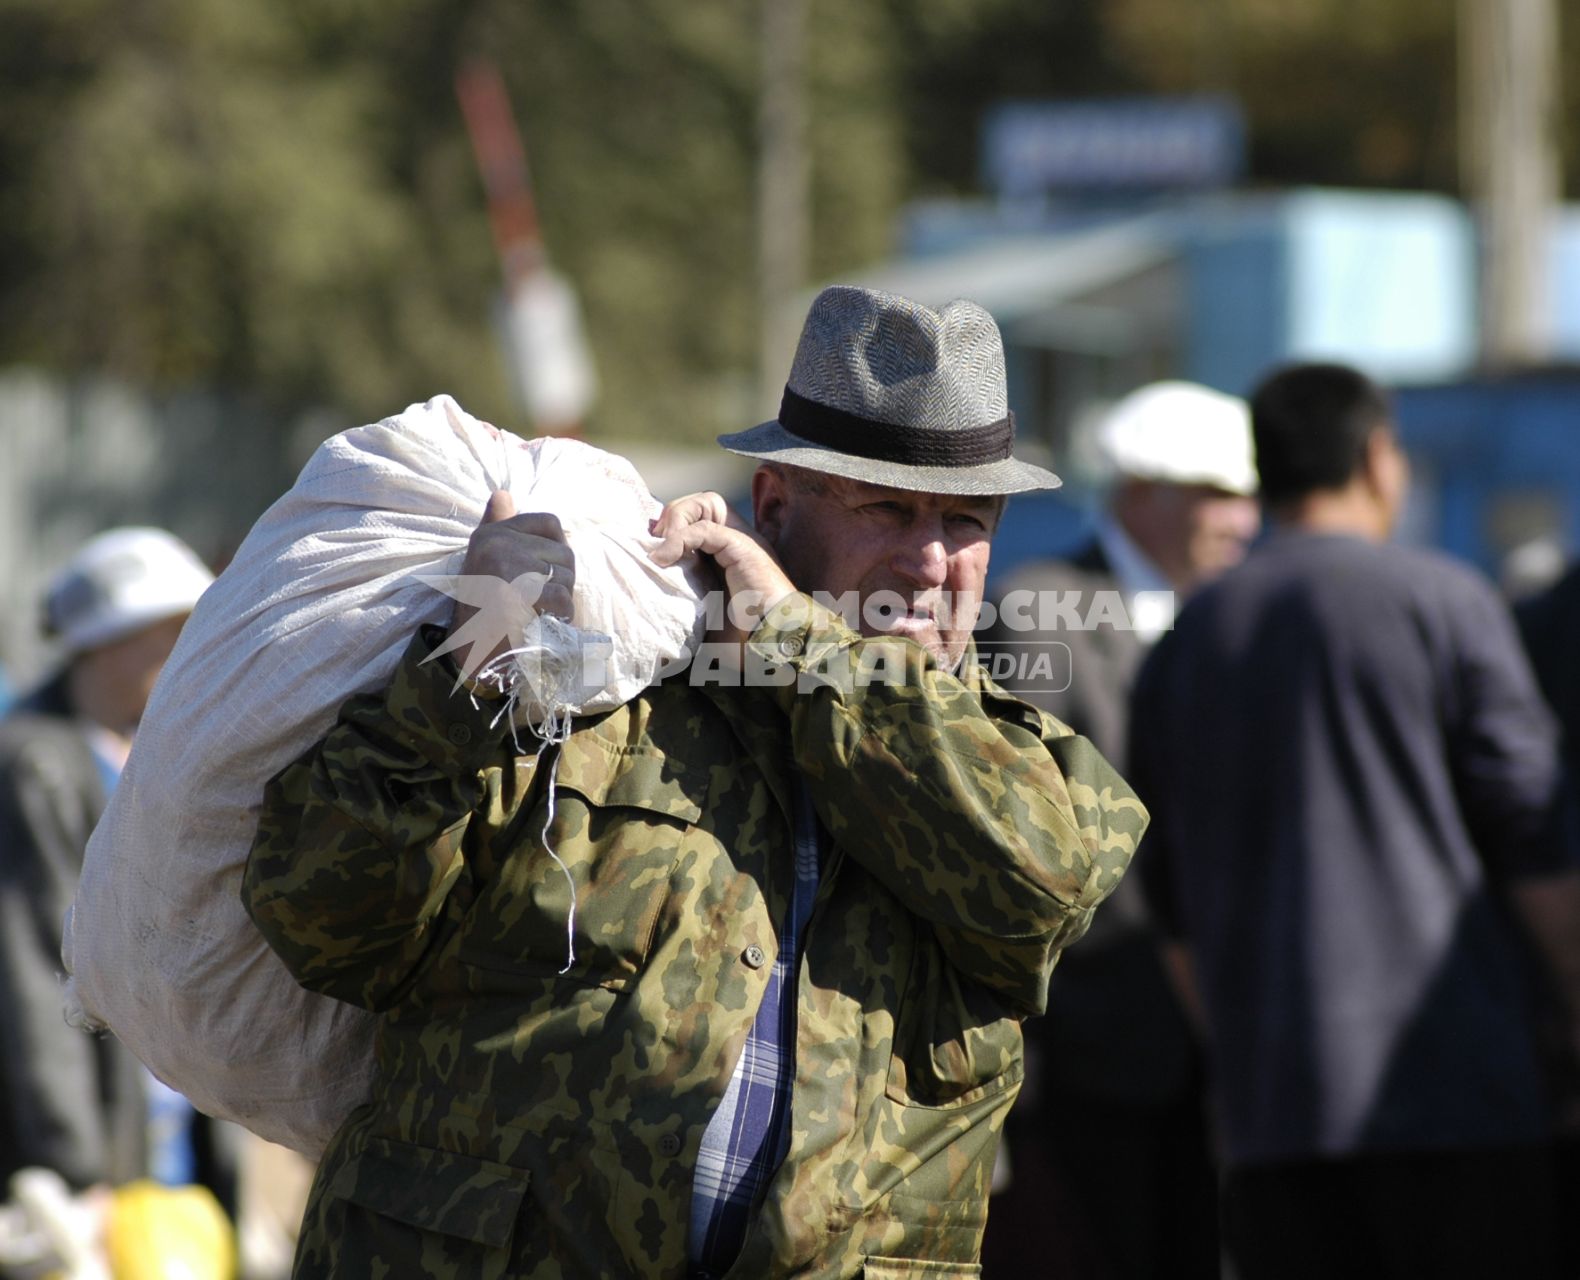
[0,527,213,1194]
[980,380,1255,1280]
[1093,379,1260,631]
[991,378,1259,779]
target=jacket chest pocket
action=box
[458,736,702,992]
[884,944,1024,1110]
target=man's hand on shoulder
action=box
[649,491,795,647]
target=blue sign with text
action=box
[983,98,1246,197]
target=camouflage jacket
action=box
[242,595,1146,1279]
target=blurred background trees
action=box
[0,0,1569,443]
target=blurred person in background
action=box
[1518,558,1580,785]
[1132,363,1580,1279]
[981,382,1256,1279]
[0,528,232,1199]
[1517,557,1580,1271]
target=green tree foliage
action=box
[1106,0,1463,190]
[883,0,1146,196]
[1,1,447,414]
[0,0,899,442]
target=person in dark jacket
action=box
[981,381,1257,1279]
[1133,363,1580,1280]
[1516,558,1580,1272]
[0,528,213,1193]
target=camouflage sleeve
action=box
[240,626,511,1010]
[746,594,1147,1017]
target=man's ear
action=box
[752,466,789,543]
[1360,427,1396,494]
[1359,426,1409,531]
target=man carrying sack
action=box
[242,285,1146,1278]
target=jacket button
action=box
[779,635,803,656]
[742,944,767,969]
[658,1132,682,1157]
[447,722,473,746]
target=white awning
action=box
[827,216,1177,322]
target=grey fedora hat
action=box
[718,285,1061,496]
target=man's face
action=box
[73,613,188,734]
[1120,480,1259,592]
[1175,484,1260,585]
[752,467,999,667]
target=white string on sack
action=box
[453,419,583,974]
[472,612,611,974]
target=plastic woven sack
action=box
[62,395,707,1156]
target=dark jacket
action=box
[1134,530,1571,1164]
[0,673,147,1189]
[986,540,1195,1106]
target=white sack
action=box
[62,395,708,1156]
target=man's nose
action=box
[894,537,949,588]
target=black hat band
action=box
[778,387,1014,468]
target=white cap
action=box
[45,527,214,655]
[1097,381,1257,496]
